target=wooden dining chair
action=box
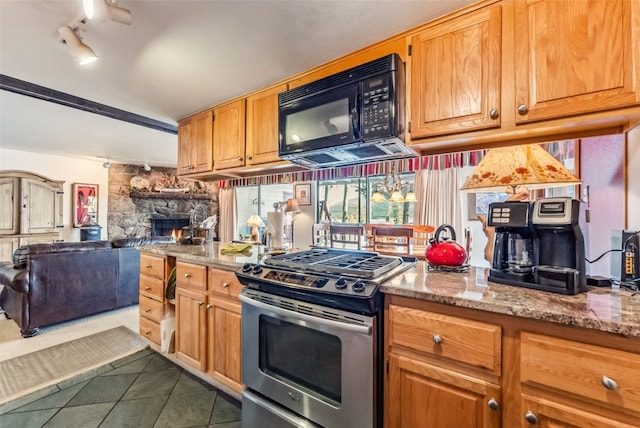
[312,223,331,247]
[371,226,413,256]
[329,224,364,250]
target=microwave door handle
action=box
[352,88,360,138]
[239,294,372,336]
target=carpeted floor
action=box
[0,326,149,406]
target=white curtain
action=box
[414,167,464,241]
[218,187,237,243]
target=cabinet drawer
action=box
[140,254,165,279]
[139,296,165,323]
[208,268,243,298]
[140,276,164,301]
[521,332,640,411]
[139,316,161,345]
[176,261,207,290]
[388,304,501,374]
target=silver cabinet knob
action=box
[487,398,499,410]
[222,282,230,288]
[601,376,618,390]
[247,155,253,160]
[145,264,152,269]
[517,104,529,115]
[432,334,442,345]
[184,273,191,278]
[237,156,243,161]
[144,308,151,313]
[489,108,499,119]
[206,304,213,309]
[524,411,538,424]
[144,286,151,291]
[198,301,204,306]
[144,330,151,335]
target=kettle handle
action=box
[434,224,457,242]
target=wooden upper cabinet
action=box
[0,177,19,235]
[514,0,640,123]
[213,99,246,170]
[409,3,502,139]
[21,177,63,234]
[246,83,288,166]
[177,110,213,175]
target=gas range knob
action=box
[335,278,348,289]
[252,265,263,274]
[352,281,366,293]
[241,263,253,273]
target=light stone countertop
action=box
[138,244,640,338]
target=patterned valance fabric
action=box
[219,150,484,188]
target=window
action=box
[317,173,415,225]
[235,183,293,240]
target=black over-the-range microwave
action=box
[278,53,417,169]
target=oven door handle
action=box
[239,294,373,335]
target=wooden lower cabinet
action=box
[385,295,640,428]
[387,354,500,428]
[175,286,207,371]
[174,262,244,394]
[206,295,242,393]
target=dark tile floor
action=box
[0,349,242,428]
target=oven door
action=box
[240,289,376,428]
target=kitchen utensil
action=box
[425,224,467,266]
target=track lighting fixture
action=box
[102,159,111,168]
[83,0,133,25]
[143,162,151,172]
[58,26,98,65]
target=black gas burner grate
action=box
[264,248,402,278]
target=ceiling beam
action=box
[0,74,178,135]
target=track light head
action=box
[143,162,151,172]
[58,26,97,65]
[103,159,111,168]
[83,0,132,25]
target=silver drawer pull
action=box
[144,330,151,335]
[487,398,499,410]
[432,334,442,345]
[144,308,151,313]
[184,273,192,278]
[524,411,537,424]
[145,264,152,269]
[144,286,151,291]
[601,376,618,390]
[222,282,229,288]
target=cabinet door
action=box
[0,237,19,262]
[192,110,213,172]
[207,296,243,393]
[246,84,288,166]
[0,178,19,235]
[514,0,640,123]
[20,178,62,234]
[175,287,207,371]
[409,4,501,139]
[387,354,500,428]
[213,99,246,170]
[177,118,194,175]
[520,395,637,428]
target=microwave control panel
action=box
[362,75,392,138]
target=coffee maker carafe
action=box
[488,197,587,295]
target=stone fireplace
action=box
[106,164,218,239]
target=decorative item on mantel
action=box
[129,173,211,198]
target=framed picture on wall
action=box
[73,183,99,227]
[295,183,311,206]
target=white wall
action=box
[0,149,109,242]
[628,126,640,231]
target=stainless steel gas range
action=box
[236,248,417,428]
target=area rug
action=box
[0,326,149,405]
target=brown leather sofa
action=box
[0,236,173,337]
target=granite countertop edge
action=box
[138,245,640,339]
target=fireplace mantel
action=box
[130,191,211,200]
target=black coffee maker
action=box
[488,197,587,295]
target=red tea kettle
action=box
[425,224,467,266]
